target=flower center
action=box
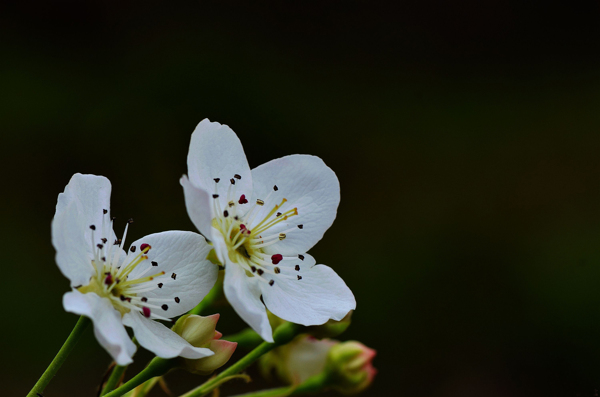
[78,211,180,321]
[211,176,306,287]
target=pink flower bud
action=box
[326,341,377,394]
[172,313,237,375]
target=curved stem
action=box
[100,364,127,395]
[100,337,139,395]
[103,357,176,397]
[223,328,262,350]
[227,372,330,397]
[26,316,90,397]
[180,323,301,397]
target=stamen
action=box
[103,209,108,214]
[151,261,158,266]
[141,297,148,302]
[297,275,302,280]
[230,178,236,185]
[274,267,281,274]
[269,280,275,286]
[256,199,264,206]
[171,273,177,280]
[213,194,219,199]
[158,283,163,288]
[223,210,229,218]
[214,178,220,183]
[174,297,180,303]
[130,245,136,253]
[101,238,108,244]
[295,265,300,271]
[273,185,278,191]
[279,233,286,240]
[89,225,96,230]
[234,174,241,180]
[298,254,305,261]
[161,304,169,311]
[297,224,303,229]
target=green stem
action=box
[102,357,176,397]
[224,328,262,349]
[26,316,90,397]
[100,364,127,395]
[100,337,139,395]
[179,323,301,397]
[219,372,330,397]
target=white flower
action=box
[181,119,356,342]
[52,173,218,365]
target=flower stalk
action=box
[100,364,128,395]
[226,372,330,397]
[102,357,176,397]
[180,322,301,397]
[26,316,90,397]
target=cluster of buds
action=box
[260,334,376,395]
[172,313,237,375]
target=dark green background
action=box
[3,2,600,396]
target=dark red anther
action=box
[142,307,151,318]
[238,194,248,204]
[271,254,283,264]
[140,243,151,252]
[104,274,113,285]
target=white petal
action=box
[223,263,273,342]
[186,119,253,209]
[123,311,213,360]
[261,257,356,327]
[63,290,136,365]
[52,174,113,287]
[181,175,216,241]
[126,231,219,318]
[249,155,340,255]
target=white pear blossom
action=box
[52,174,218,365]
[181,119,356,342]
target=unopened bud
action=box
[326,341,377,394]
[173,314,237,375]
[260,335,336,384]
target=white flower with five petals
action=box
[181,119,356,342]
[52,174,218,365]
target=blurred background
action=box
[3,1,600,396]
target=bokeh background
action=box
[3,2,600,396]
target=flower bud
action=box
[260,335,336,384]
[172,313,237,375]
[326,341,377,394]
